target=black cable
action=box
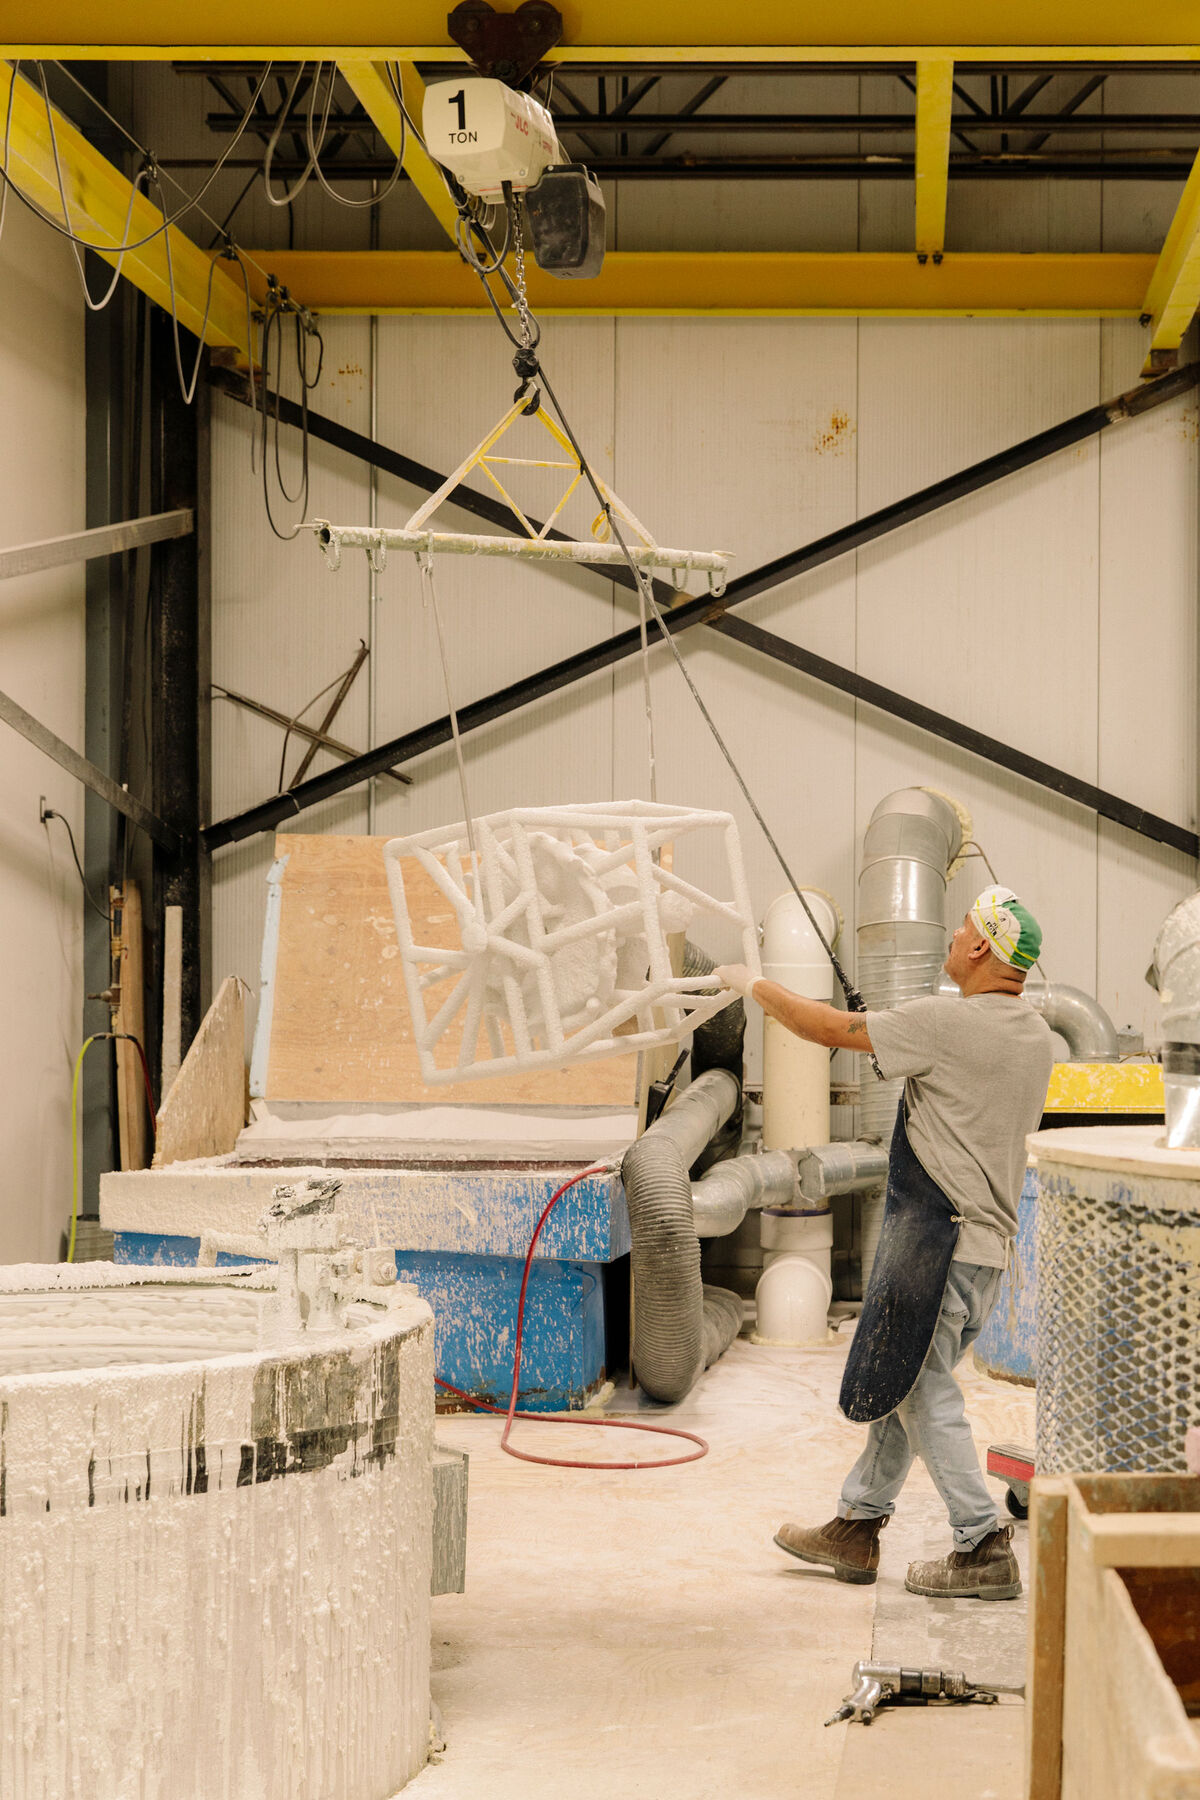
[258,282,325,540]
[43,809,112,923]
[0,61,273,256]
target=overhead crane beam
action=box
[1140,146,1200,372]
[233,248,1155,317]
[5,1,1200,60]
[336,58,460,243]
[914,59,953,258]
[0,61,254,363]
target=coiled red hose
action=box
[436,1165,709,1469]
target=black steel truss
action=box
[176,60,1200,183]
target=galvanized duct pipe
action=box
[1151,889,1200,1147]
[796,1140,889,1204]
[620,1068,744,1403]
[692,1150,797,1238]
[857,788,966,1143]
[934,971,1118,1061]
[857,788,965,1284]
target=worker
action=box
[714,885,1053,1601]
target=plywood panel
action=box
[154,976,246,1166]
[263,834,639,1106]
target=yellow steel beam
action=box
[914,59,953,258]
[337,58,459,244]
[235,249,1155,317]
[0,62,254,361]
[1141,144,1200,371]
[5,1,1200,58]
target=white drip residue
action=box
[0,1268,434,1800]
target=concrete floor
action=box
[411,1330,1036,1800]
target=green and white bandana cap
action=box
[969,885,1042,971]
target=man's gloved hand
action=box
[712,963,760,1001]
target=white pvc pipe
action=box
[761,889,839,1153]
[754,1253,833,1346]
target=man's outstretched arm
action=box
[713,965,875,1054]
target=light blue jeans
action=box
[838,1261,1003,1551]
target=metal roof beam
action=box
[336,57,459,243]
[1141,144,1200,372]
[0,61,254,362]
[9,0,1200,59]
[915,59,953,256]
[233,248,1156,316]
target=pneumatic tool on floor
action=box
[825,1660,1023,1726]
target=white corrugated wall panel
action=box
[209,301,1198,1056]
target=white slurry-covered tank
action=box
[0,1260,435,1800]
[1032,1125,1200,1476]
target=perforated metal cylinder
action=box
[1035,1141,1200,1475]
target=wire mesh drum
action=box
[1035,1127,1200,1476]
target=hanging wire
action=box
[42,808,112,922]
[257,278,325,540]
[261,60,406,209]
[3,61,275,256]
[49,59,273,285]
[0,59,20,258]
[0,61,274,407]
[419,550,479,864]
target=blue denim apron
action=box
[838,1104,962,1425]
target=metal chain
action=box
[509,196,535,349]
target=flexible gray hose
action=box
[680,941,747,1170]
[620,1068,743,1403]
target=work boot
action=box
[773,1515,888,1585]
[904,1524,1021,1600]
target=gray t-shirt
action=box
[865,994,1055,1267]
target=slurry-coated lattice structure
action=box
[383,801,759,1084]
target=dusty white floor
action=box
[410,1332,1036,1800]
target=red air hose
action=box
[436,1165,709,1469]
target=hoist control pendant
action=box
[524,163,606,278]
[383,801,760,1085]
[424,77,560,200]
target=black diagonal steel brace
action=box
[202,362,1200,857]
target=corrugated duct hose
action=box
[620,943,748,1404]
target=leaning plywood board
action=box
[153,977,246,1167]
[113,880,148,1171]
[1026,1479,1069,1800]
[260,835,641,1106]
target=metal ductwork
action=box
[796,1140,889,1204]
[933,971,1118,1061]
[855,788,965,1286]
[856,788,966,1146]
[692,1151,796,1238]
[620,1068,745,1403]
[1150,889,1200,1147]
